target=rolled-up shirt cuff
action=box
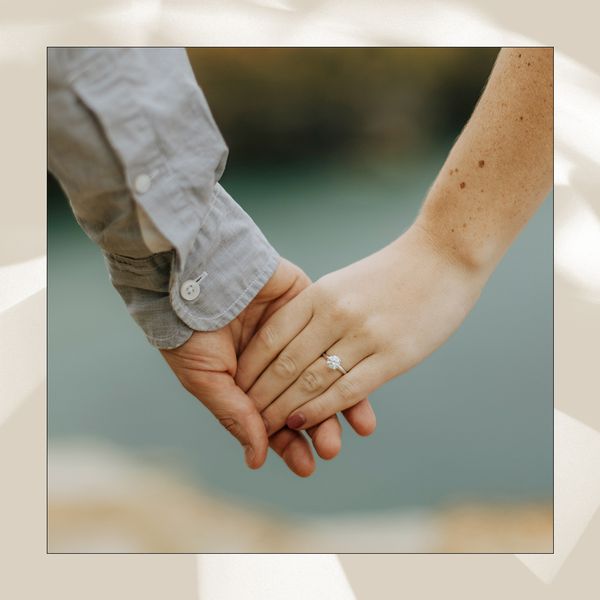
[104,184,280,349]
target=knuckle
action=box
[234,400,258,424]
[357,319,380,343]
[328,301,347,322]
[307,396,326,420]
[257,325,277,351]
[179,373,208,397]
[299,369,322,394]
[214,403,256,440]
[273,353,298,378]
[329,297,360,324]
[337,377,358,403]
[218,416,241,438]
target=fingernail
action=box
[287,413,306,430]
[244,445,255,466]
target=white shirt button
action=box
[134,173,152,194]
[180,280,201,301]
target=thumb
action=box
[194,372,269,469]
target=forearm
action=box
[414,48,553,276]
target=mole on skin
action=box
[460,182,466,189]
[478,160,485,168]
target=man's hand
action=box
[160,258,376,476]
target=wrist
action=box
[170,184,280,333]
[388,222,490,301]
[411,205,500,283]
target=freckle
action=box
[480,189,484,192]
[518,53,521,58]
[460,182,466,189]
[455,168,459,172]
[451,228,455,233]
[478,160,485,168]
[519,116,523,121]
[527,62,531,66]
[462,223,467,228]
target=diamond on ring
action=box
[326,355,342,370]
[323,353,347,374]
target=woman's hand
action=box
[236,225,487,434]
[161,258,376,476]
[237,48,552,437]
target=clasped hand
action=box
[160,258,376,478]
[163,226,484,476]
[238,225,484,443]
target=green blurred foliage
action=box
[187,48,499,166]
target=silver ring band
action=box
[322,352,347,375]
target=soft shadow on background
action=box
[48,48,552,552]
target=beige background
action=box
[2,0,599,598]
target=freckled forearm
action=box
[415,47,553,275]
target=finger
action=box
[268,428,316,477]
[306,414,343,460]
[247,318,339,413]
[261,339,373,435]
[343,398,377,437]
[236,290,314,392]
[286,355,384,431]
[194,372,269,470]
[255,263,312,328]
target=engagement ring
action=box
[323,353,347,375]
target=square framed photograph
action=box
[47,46,553,554]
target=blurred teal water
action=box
[48,150,552,516]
